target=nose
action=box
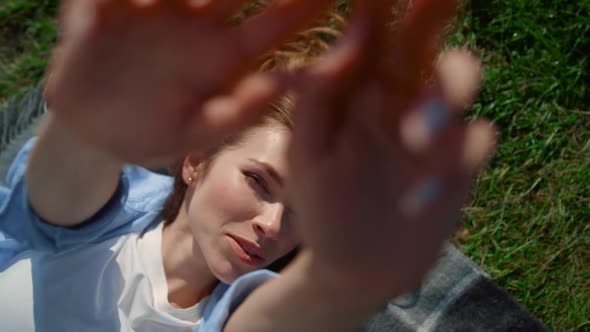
[252,203,285,240]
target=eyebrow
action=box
[248,158,284,187]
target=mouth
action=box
[227,235,266,266]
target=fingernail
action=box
[423,97,450,136]
[400,177,442,217]
[401,96,450,152]
[463,122,498,171]
[68,1,99,40]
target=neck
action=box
[161,204,217,309]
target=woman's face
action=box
[183,123,297,283]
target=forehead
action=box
[220,125,292,172]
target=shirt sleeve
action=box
[197,270,279,332]
[0,137,173,257]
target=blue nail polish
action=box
[415,177,442,207]
[402,177,443,216]
[423,97,450,135]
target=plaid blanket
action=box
[0,87,548,332]
[363,245,547,331]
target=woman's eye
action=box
[245,172,270,195]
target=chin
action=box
[210,260,249,285]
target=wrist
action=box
[287,250,395,308]
[291,249,408,306]
[40,107,123,167]
[226,251,386,332]
[27,111,123,226]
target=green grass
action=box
[1,0,589,330]
[0,0,57,104]
[450,1,589,330]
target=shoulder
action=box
[122,165,174,213]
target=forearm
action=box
[224,251,386,332]
[25,112,123,227]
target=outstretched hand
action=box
[45,0,335,165]
[287,0,497,302]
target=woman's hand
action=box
[45,0,335,165]
[288,0,497,302]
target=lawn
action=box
[1,0,588,330]
[451,2,589,330]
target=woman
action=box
[0,0,496,331]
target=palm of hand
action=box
[290,86,460,298]
[46,0,333,165]
[288,0,496,300]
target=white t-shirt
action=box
[0,138,278,332]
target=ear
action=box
[182,153,201,186]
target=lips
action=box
[227,235,266,266]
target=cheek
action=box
[193,173,260,229]
[215,178,259,220]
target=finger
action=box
[189,72,286,144]
[399,120,497,222]
[437,49,483,110]
[291,7,372,159]
[184,0,213,11]
[85,0,144,34]
[230,1,336,63]
[399,50,482,153]
[302,24,371,97]
[397,124,466,220]
[168,0,232,15]
[97,0,205,29]
[399,93,453,153]
[129,0,159,8]
[459,120,498,174]
[59,0,108,41]
[205,0,250,20]
[402,120,497,211]
[395,120,497,266]
[430,120,496,177]
[390,0,458,95]
[126,0,210,15]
